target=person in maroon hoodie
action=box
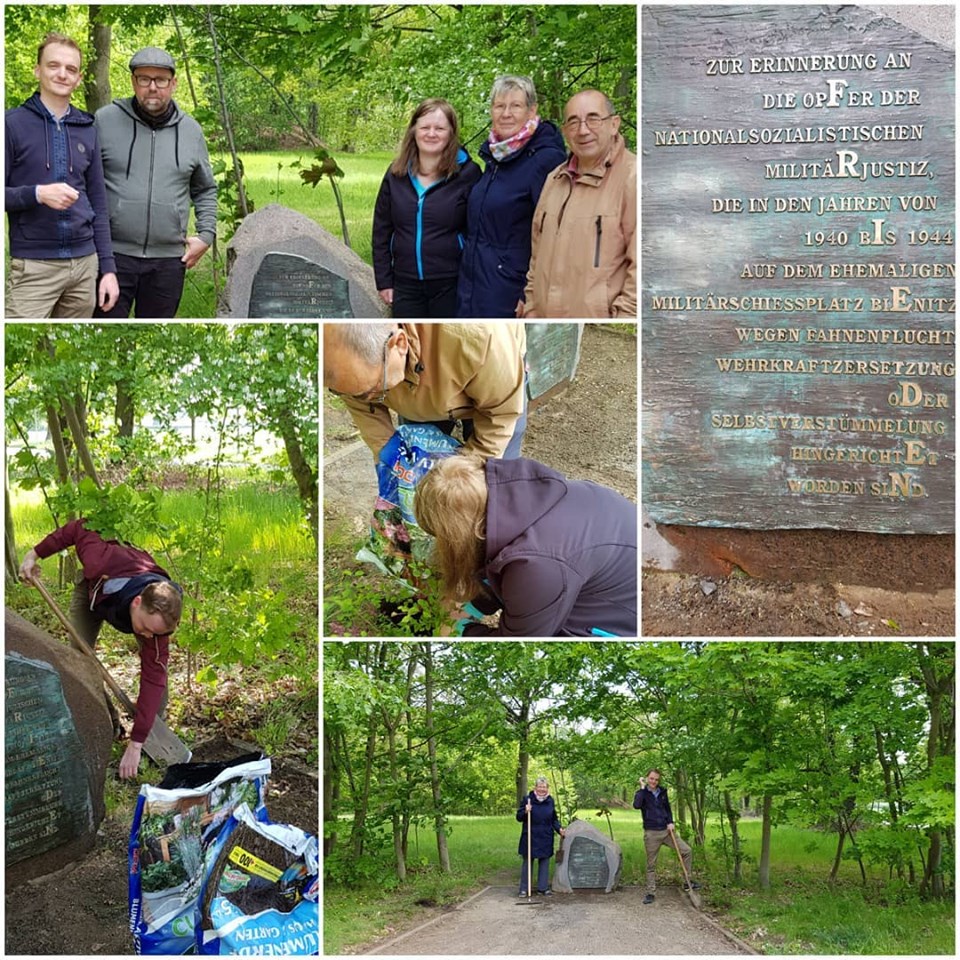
[415,454,637,636]
[19,519,182,778]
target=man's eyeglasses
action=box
[134,75,173,89]
[329,332,393,403]
[562,113,615,133]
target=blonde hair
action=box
[141,581,182,631]
[415,455,488,603]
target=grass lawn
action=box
[324,811,955,955]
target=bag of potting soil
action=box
[356,423,460,586]
[198,802,319,955]
[129,753,271,955]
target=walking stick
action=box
[669,830,702,909]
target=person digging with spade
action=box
[516,776,566,897]
[19,518,182,779]
[633,768,699,904]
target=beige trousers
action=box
[644,828,692,893]
[7,253,98,318]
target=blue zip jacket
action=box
[456,120,566,317]
[633,785,675,831]
[5,92,116,273]
[372,147,481,288]
[516,791,562,859]
[462,458,638,637]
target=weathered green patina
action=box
[643,5,954,533]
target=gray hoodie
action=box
[95,97,217,257]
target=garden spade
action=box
[27,576,191,766]
[669,830,702,909]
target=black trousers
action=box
[96,253,187,319]
[392,278,458,318]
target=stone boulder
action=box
[5,608,112,888]
[553,819,622,893]
[221,204,387,318]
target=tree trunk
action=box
[204,7,250,217]
[5,480,18,584]
[723,789,743,881]
[515,707,531,808]
[322,730,338,857]
[421,643,450,872]
[916,644,952,899]
[276,411,318,546]
[84,6,112,113]
[385,721,406,881]
[758,794,773,890]
[829,821,846,883]
[349,706,377,863]
[401,654,416,860]
[60,398,100,486]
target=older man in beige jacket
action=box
[324,323,527,460]
[521,89,636,319]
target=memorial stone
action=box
[223,204,387,318]
[526,323,584,401]
[552,820,622,894]
[643,6,954,534]
[4,609,112,888]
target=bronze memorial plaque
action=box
[5,654,94,865]
[249,252,353,318]
[566,835,611,889]
[642,5,955,532]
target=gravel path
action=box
[363,885,753,956]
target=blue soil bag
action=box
[129,755,271,954]
[197,803,319,955]
[357,424,460,584]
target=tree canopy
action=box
[5,4,637,153]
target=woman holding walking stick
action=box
[516,777,565,897]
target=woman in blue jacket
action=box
[456,76,566,318]
[516,777,566,896]
[415,454,637,637]
[372,99,481,318]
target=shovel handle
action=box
[669,828,693,887]
[27,576,137,716]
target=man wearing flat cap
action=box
[94,46,217,317]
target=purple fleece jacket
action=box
[5,92,116,273]
[463,457,637,637]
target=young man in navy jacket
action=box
[633,768,699,903]
[5,33,118,317]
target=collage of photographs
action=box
[1,2,954,959]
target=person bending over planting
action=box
[20,519,182,778]
[414,454,637,636]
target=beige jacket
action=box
[522,136,636,318]
[344,323,526,458]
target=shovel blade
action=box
[142,716,192,765]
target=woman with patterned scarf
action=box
[456,76,566,318]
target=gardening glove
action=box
[454,617,480,637]
[461,601,487,620]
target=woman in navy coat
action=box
[456,76,566,318]
[516,777,566,896]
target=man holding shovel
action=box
[19,518,182,779]
[633,768,699,904]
